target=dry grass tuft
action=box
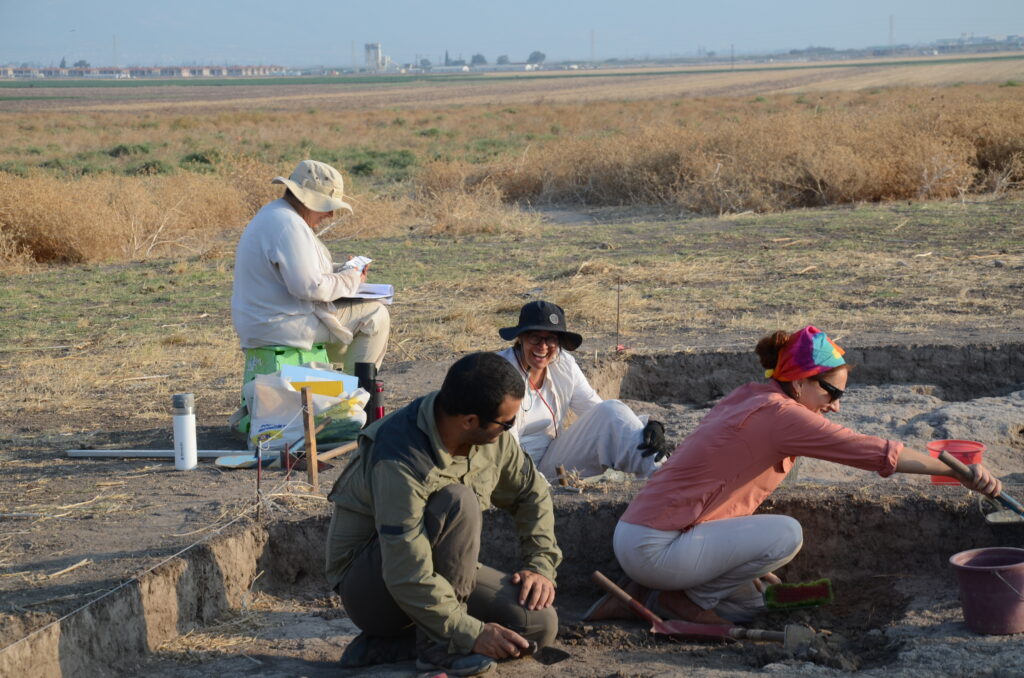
[325,192,416,240]
[0,224,35,272]
[414,161,539,236]
[2,84,1024,267]
[483,102,1006,212]
[220,154,282,214]
[325,162,540,240]
[0,171,249,263]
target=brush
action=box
[763,578,834,610]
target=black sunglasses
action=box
[815,377,844,402]
[488,416,516,431]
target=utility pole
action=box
[590,29,595,64]
[351,40,356,71]
[112,35,118,68]
[889,14,894,55]
[730,43,734,69]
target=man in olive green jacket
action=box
[326,352,561,676]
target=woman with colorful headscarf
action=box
[584,326,1002,625]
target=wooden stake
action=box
[301,387,319,492]
[319,440,358,462]
[556,465,569,486]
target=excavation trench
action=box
[2,342,1022,677]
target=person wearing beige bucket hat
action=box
[271,159,353,214]
[231,159,390,374]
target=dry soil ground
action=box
[2,346,1023,677]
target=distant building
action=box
[365,43,385,72]
[0,64,285,79]
[471,63,538,72]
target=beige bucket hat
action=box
[272,160,353,213]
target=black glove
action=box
[638,420,670,463]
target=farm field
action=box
[2,53,1024,677]
[2,52,1024,112]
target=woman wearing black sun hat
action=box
[495,300,670,481]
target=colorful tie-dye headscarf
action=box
[764,325,846,382]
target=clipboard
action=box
[336,283,394,304]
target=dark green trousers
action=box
[338,483,558,647]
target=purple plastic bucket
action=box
[949,547,1024,635]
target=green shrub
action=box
[108,143,151,158]
[343,148,417,179]
[350,160,376,176]
[39,158,67,171]
[467,137,518,163]
[125,159,173,176]
[180,149,222,166]
[0,162,29,176]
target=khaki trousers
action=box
[314,299,390,374]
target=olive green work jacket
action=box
[325,391,561,654]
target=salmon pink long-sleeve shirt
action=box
[620,381,901,532]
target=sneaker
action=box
[338,631,416,668]
[415,643,496,677]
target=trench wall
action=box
[0,523,266,678]
[3,489,1018,677]
[586,342,1024,405]
[256,486,1021,599]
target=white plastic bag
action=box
[245,373,368,451]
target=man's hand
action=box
[511,570,555,610]
[638,420,671,462]
[472,622,529,659]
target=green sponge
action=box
[763,578,834,610]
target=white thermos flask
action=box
[172,393,198,471]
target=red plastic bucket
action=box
[949,547,1024,634]
[927,439,985,485]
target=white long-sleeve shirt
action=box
[495,346,602,463]
[231,199,361,350]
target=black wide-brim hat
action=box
[498,300,583,351]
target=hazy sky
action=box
[2,0,1022,67]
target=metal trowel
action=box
[524,643,573,667]
[414,643,569,678]
[939,451,1024,523]
[523,641,571,665]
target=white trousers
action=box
[613,515,803,620]
[314,300,391,375]
[536,400,659,480]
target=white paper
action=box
[340,256,373,273]
[337,283,394,304]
